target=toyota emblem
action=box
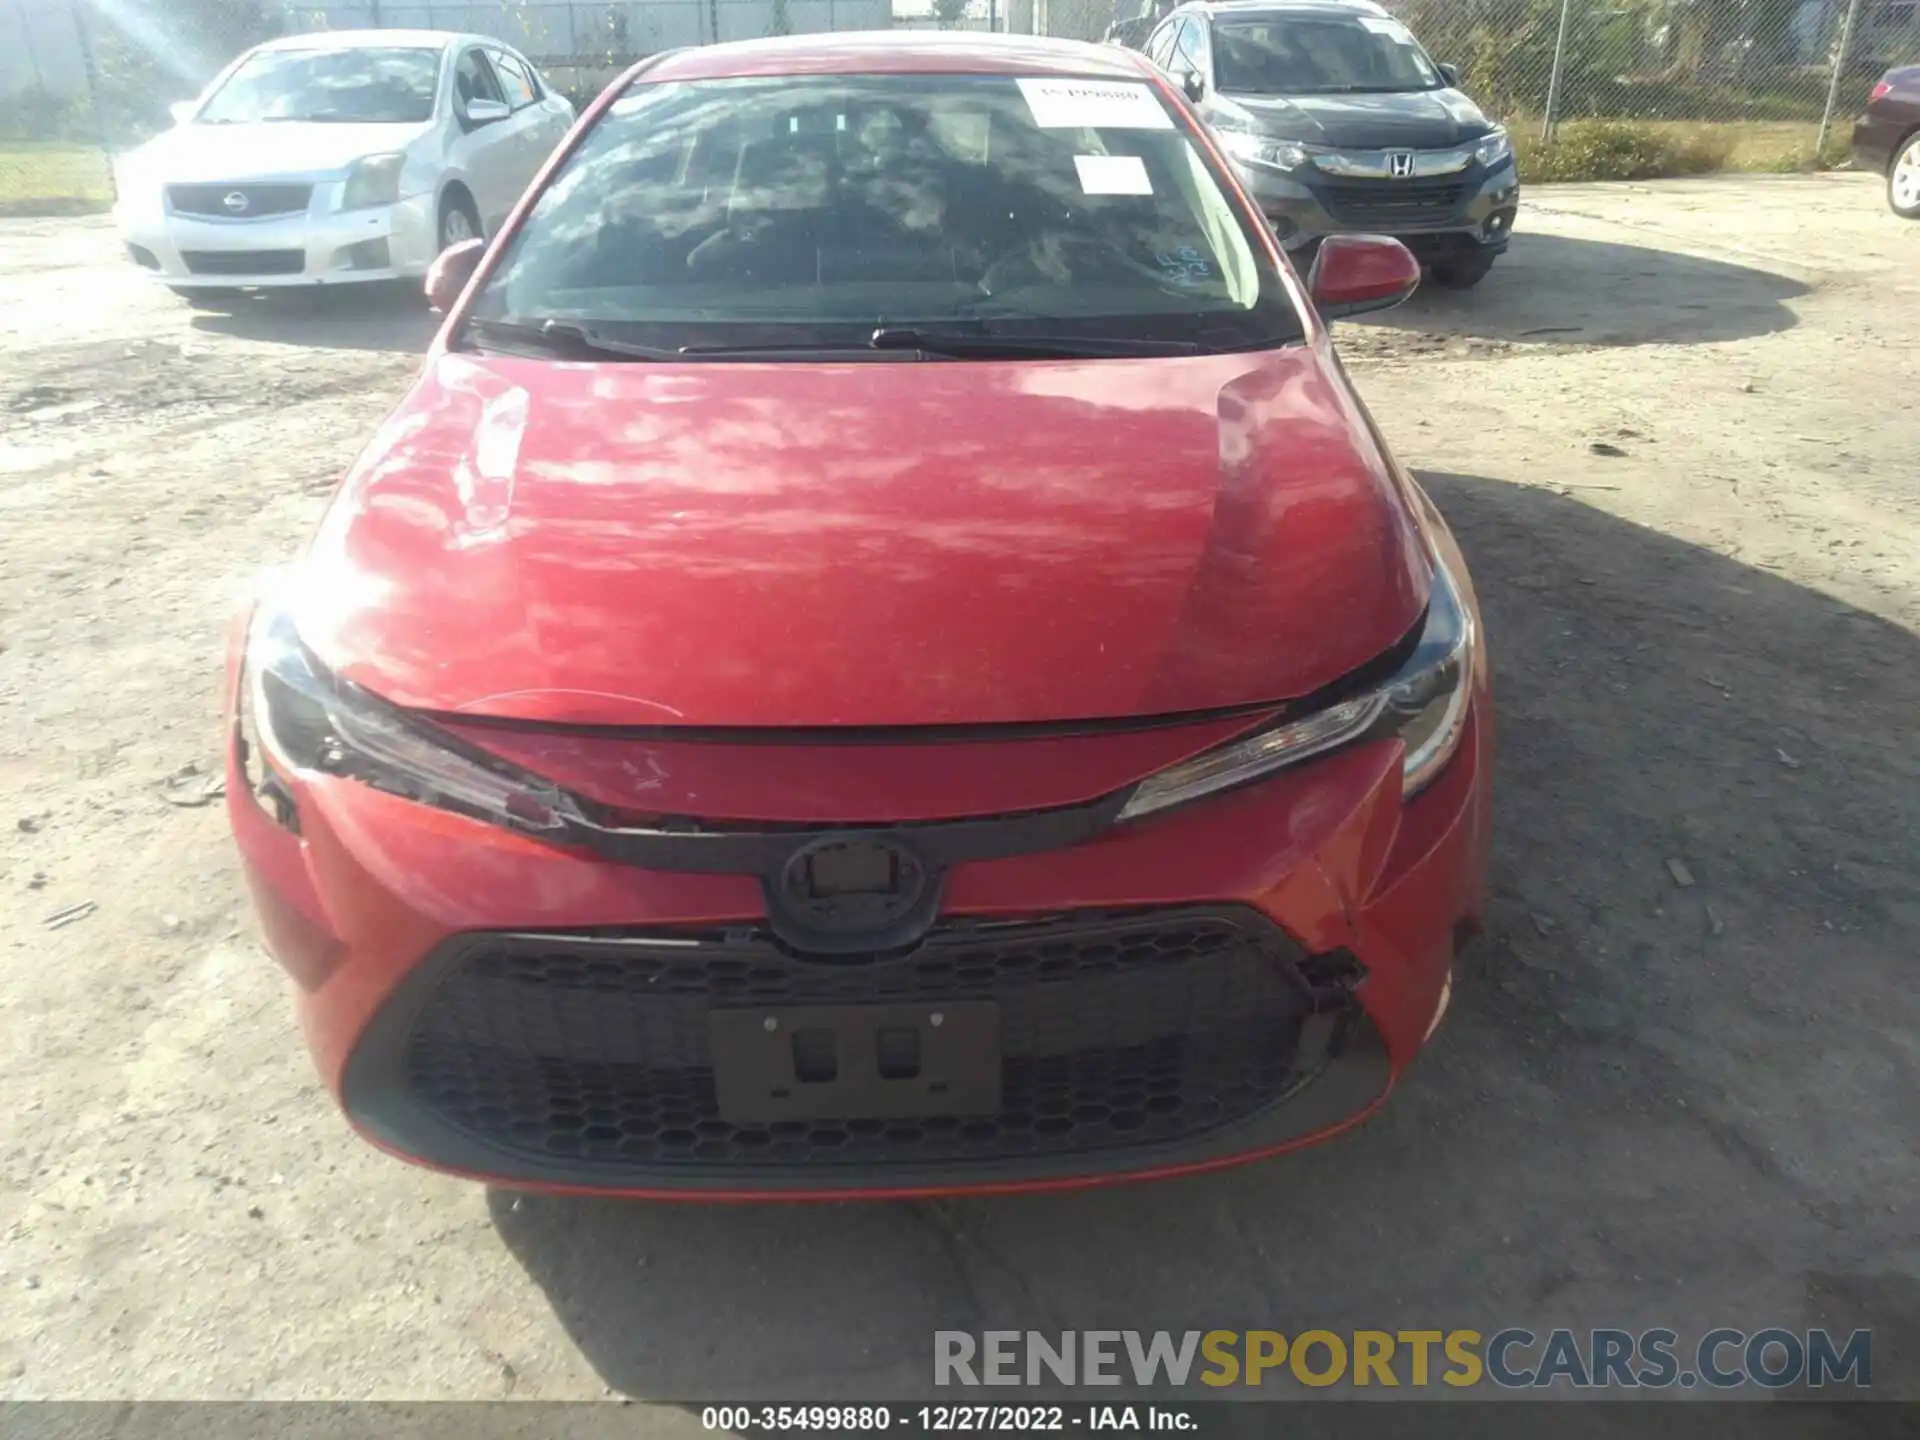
[1387,152,1415,179]
[222,190,250,213]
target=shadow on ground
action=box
[1350,233,1810,349]
[186,280,441,353]
[487,475,1915,1406]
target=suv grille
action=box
[1318,177,1471,229]
[168,183,313,219]
[390,908,1353,1171]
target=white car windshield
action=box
[466,72,1305,356]
[197,47,442,125]
[1213,17,1443,96]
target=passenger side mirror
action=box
[464,98,511,127]
[168,100,198,126]
[425,236,485,313]
[1308,234,1421,320]
[1438,62,1461,87]
[1180,70,1207,103]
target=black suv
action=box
[1133,0,1519,287]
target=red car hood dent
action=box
[295,348,1427,728]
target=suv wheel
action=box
[1891,134,1920,219]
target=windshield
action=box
[1213,16,1442,96]
[467,73,1304,356]
[197,47,442,124]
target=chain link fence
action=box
[5,0,1920,211]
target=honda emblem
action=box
[1387,152,1415,179]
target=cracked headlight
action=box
[243,601,588,837]
[1117,553,1475,822]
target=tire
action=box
[1429,254,1496,290]
[1890,133,1920,220]
[438,191,483,251]
[167,285,242,308]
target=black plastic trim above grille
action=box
[342,906,1382,1192]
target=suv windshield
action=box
[197,47,442,124]
[467,73,1304,356]
[1213,16,1442,96]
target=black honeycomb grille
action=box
[398,908,1339,1170]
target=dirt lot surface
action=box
[1,173,1915,1407]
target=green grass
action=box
[1511,117,1854,184]
[0,143,114,217]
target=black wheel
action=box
[167,285,243,308]
[1890,133,1920,219]
[1429,254,1496,290]
[439,191,483,250]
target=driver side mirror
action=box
[1308,234,1420,320]
[1438,62,1461,87]
[425,236,485,313]
[1180,70,1207,103]
[463,98,510,127]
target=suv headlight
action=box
[1117,553,1475,822]
[342,152,406,210]
[242,601,588,836]
[1473,127,1512,169]
[1217,129,1315,172]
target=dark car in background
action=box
[1138,0,1518,287]
[1853,66,1920,218]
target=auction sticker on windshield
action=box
[1074,154,1154,195]
[1018,78,1173,130]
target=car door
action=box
[489,49,573,193]
[446,46,518,233]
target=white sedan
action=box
[113,29,574,300]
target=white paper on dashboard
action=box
[1074,154,1154,195]
[1018,78,1174,130]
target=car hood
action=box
[291,347,1429,728]
[120,120,430,182]
[1217,87,1493,148]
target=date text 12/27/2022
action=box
[700,1406,1196,1432]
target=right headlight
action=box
[1116,553,1475,822]
[241,599,589,838]
[1216,128,1316,172]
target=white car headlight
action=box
[342,153,406,211]
[1217,128,1315,172]
[1473,127,1512,169]
[1116,553,1475,822]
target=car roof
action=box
[256,28,468,53]
[644,30,1155,83]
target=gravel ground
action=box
[0,173,1915,1405]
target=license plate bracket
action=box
[709,1001,1001,1123]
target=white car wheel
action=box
[1892,136,1920,220]
[440,198,481,249]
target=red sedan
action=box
[227,32,1491,1198]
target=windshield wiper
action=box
[867,326,1202,359]
[461,318,683,361]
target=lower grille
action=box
[181,249,305,277]
[168,182,312,219]
[390,908,1354,1171]
[1319,178,1471,229]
